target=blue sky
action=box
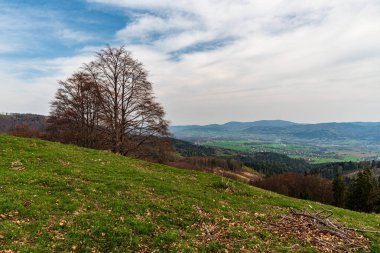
[0,0,126,58]
[1,0,380,124]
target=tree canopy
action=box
[49,46,169,156]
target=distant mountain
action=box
[170,120,298,134]
[221,120,298,131]
[171,120,380,143]
[351,122,380,127]
[238,120,298,127]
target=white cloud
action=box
[117,14,197,42]
[1,0,380,124]
[0,3,97,115]
[0,53,95,115]
[58,28,94,43]
[0,3,94,53]
[85,0,380,124]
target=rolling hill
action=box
[171,120,380,143]
[170,120,299,140]
[0,113,47,133]
[171,120,380,165]
[0,135,379,252]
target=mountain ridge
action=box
[171,120,380,143]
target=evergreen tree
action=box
[332,174,346,207]
[346,169,380,212]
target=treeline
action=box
[237,152,310,175]
[333,169,380,213]
[251,169,380,213]
[236,153,378,179]
[251,173,333,204]
[171,138,219,157]
[0,113,46,133]
[311,161,379,179]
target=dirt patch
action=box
[11,160,26,171]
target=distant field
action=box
[289,155,361,164]
[203,140,254,152]
[205,140,374,164]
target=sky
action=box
[0,0,380,125]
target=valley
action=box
[171,120,380,164]
[204,139,372,164]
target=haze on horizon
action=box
[0,0,379,125]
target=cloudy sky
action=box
[1,0,380,125]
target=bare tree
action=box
[48,72,101,148]
[48,46,169,156]
[84,46,169,154]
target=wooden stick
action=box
[342,227,380,234]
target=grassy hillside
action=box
[0,135,379,252]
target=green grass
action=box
[205,140,305,152]
[0,135,379,252]
[289,155,362,164]
[205,140,253,152]
[205,140,319,155]
[206,140,366,164]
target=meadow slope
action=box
[0,135,379,252]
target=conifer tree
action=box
[332,174,346,207]
[346,169,380,212]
